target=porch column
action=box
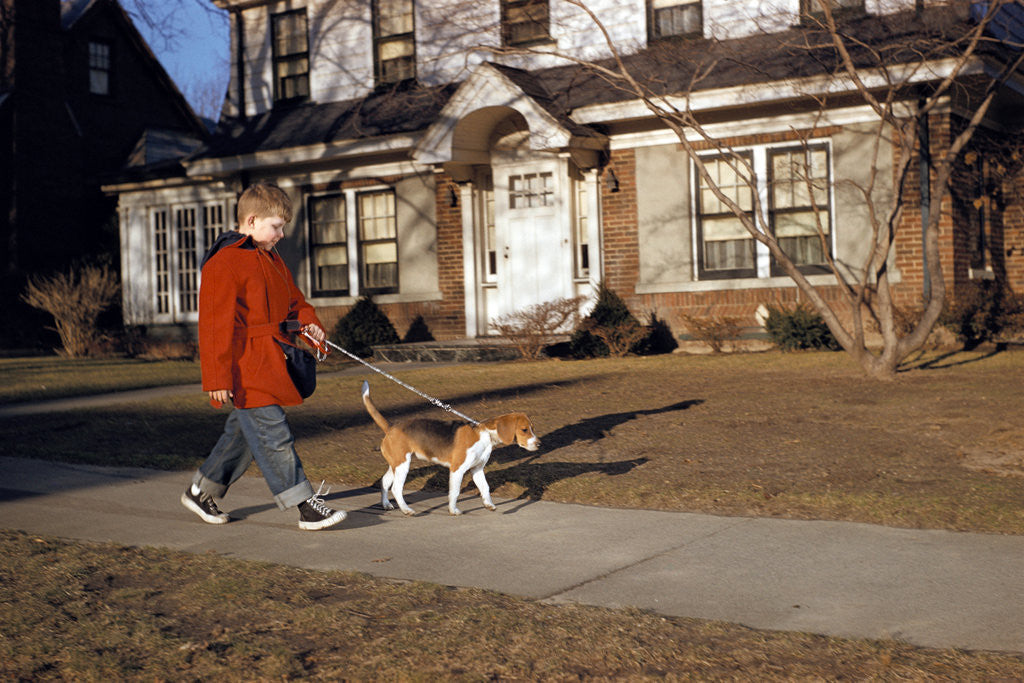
[460,182,478,337]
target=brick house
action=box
[0,0,207,345]
[104,0,1024,344]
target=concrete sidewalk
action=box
[1,455,1022,654]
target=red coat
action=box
[198,234,322,408]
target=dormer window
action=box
[501,0,550,46]
[272,9,310,103]
[88,40,111,95]
[648,0,702,41]
[373,0,416,87]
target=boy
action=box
[180,182,347,531]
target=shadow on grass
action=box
[533,399,704,451]
[405,399,701,508]
[897,345,1005,372]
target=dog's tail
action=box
[361,381,391,433]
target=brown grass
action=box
[3,529,1022,681]
[4,349,1024,534]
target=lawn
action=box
[3,349,1024,679]
[3,348,1023,534]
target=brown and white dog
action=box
[362,381,540,515]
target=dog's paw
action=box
[381,502,395,511]
[400,507,415,516]
[484,502,497,511]
[449,508,462,516]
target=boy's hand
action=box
[209,389,233,404]
[303,324,325,344]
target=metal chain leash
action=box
[301,330,480,426]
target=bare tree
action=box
[481,0,1024,379]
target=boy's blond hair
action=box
[237,183,293,225]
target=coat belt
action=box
[245,323,280,337]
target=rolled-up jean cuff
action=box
[192,470,228,499]
[274,479,314,510]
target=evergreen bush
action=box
[569,283,643,358]
[941,280,1024,349]
[402,315,435,343]
[331,296,399,357]
[764,302,840,351]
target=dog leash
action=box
[299,330,480,426]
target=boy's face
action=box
[243,214,286,251]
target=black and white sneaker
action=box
[181,486,230,524]
[298,481,347,531]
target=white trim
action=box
[307,160,433,186]
[310,291,444,307]
[460,182,479,337]
[605,102,915,150]
[636,270,901,295]
[186,132,424,176]
[573,57,983,126]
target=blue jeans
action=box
[192,405,314,510]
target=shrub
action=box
[331,296,399,358]
[492,296,585,360]
[402,315,435,343]
[570,283,642,358]
[635,312,679,356]
[764,302,840,351]
[20,263,120,357]
[941,280,1024,349]
[680,313,742,353]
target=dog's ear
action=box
[482,415,515,444]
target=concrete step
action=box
[371,339,523,363]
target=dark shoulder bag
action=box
[277,339,317,399]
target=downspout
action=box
[232,8,249,193]
[918,102,931,302]
[233,8,246,122]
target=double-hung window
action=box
[696,153,756,279]
[501,0,550,46]
[358,191,399,294]
[88,40,112,95]
[695,144,834,281]
[272,9,310,103]
[309,195,349,297]
[769,145,831,273]
[373,0,416,86]
[648,0,702,41]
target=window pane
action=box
[654,2,701,38]
[705,238,754,271]
[89,71,109,95]
[379,37,414,61]
[378,0,414,36]
[274,12,308,55]
[503,0,550,44]
[364,242,398,264]
[311,196,346,244]
[703,215,749,242]
[775,209,830,237]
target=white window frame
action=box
[692,139,835,282]
[306,185,398,299]
[149,199,232,324]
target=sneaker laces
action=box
[197,490,220,510]
[305,480,334,516]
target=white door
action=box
[492,160,573,321]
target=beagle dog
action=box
[362,381,540,515]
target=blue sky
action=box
[127,0,231,118]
